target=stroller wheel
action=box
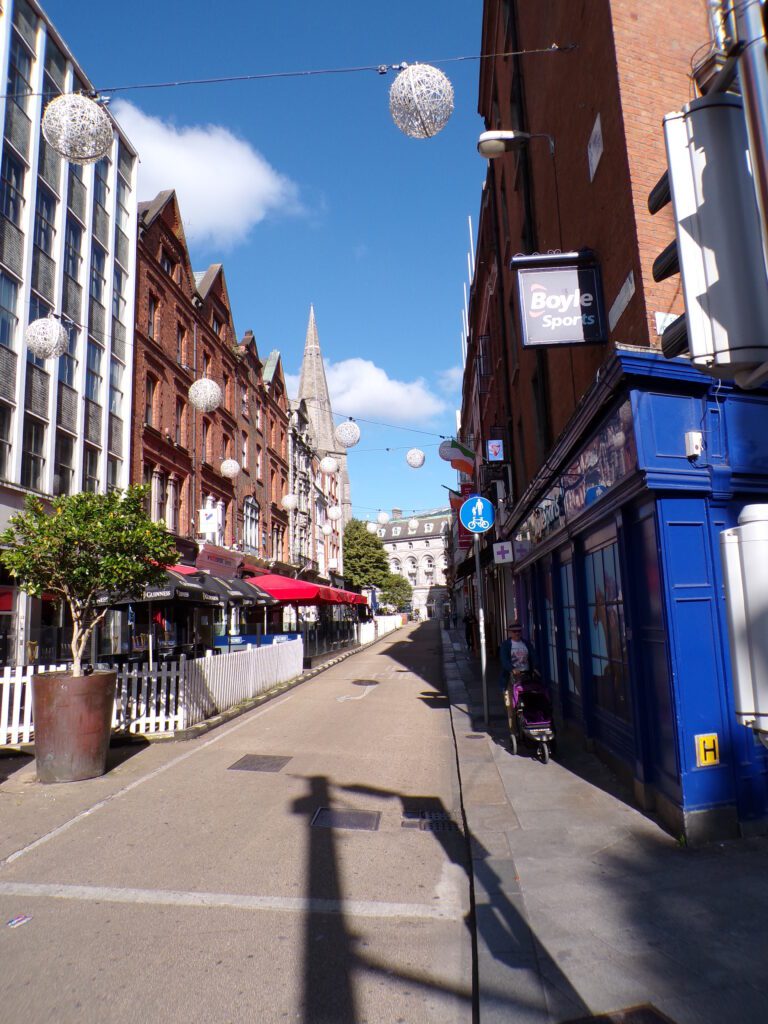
[538,742,550,764]
[509,731,518,756]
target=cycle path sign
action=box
[459,495,495,534]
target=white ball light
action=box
[389,63,454,140]
[334,419,361,449]
[377,511,390,525]
[322,522,333,536]
[366,521,378,534]
[327,506,342,522]
[42,93,114,165]
[25,316,69,360]
[408,518,419,530]
[406,448,426,469]
[320,456,339,475]
[281,493,299,511]
[188,378,222,413]
[220,459,241,479]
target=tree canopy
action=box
[380,573,413,611]
[341,518,390,589]
[0,486,177,674]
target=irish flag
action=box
[439,438,475,475]
[447,488,463,513]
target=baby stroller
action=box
[505,671,555,763]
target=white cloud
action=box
[284,372,300,396]
[437,365,463,396]
[324,358,446,424]
[112,99,300,249]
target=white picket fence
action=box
[358,614,406,645]
[0,639,303,745]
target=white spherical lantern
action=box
[42,93,114,165]
[406,448,426,469]
[322,522,333,536]
[320,456,339,475]
[220,459,241,479]
[281,493,299,512]
[327,506,342,522]
[188,378,222,413]
[334,419,361,449]
[25,316,69,360]
[377,511,390,525]
[366,521,378,534]
[408,518,419,531]
[389,63,454,140]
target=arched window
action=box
[391,559,401,573]
[243,497,260,553]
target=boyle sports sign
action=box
[512,251,607,348]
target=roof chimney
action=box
[392,507,402,520]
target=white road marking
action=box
[336,685,376,702]
[0,692,296,870]
[0,881,464,921]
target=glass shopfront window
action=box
[585,539,630,722]
[560,559,580,700]
[542,561,559,687]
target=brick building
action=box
[134,190,270,564]
[460,0,768,839]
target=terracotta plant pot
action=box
[31,671,117,783]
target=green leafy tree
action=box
[380,572,413,611]
[341,518,389,588]
[0,486,177,675]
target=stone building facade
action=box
[378,507,450,620]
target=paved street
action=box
[3,621,768,1024]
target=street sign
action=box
[459,495,495,534]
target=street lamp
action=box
[477,129,555,158]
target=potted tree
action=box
[0,486,177,783]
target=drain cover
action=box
[311,808,381,831]
[401,809,462,833]
[228,754,292,773]
[420,819,461,833]
[563,1006,675,1024]
[464,734,485,740]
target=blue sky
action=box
[45,0,484,519]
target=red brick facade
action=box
[467,0,710,497]
[132,191,280,560]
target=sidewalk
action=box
[442,626,768,1024]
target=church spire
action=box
[298,305,336,454]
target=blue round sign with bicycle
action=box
[459,494,495,533]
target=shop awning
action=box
[243,573,367,606]
[96,568,212,607]
[203,574,278,607]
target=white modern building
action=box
[0,0,138,664]
[378,507,451,620]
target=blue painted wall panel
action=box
[725,398,768,474]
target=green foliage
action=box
[0,486,177,673]
[341,518,389,589]
[380,572,413,611]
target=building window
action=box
[223,373,230,409]
[176,323,185,364]
[107,456,121,492]
[54,431,75,495]
[109,358,123,415]
[243,497,260,552]
[152,470,167,523]
[83,446,100,493]
[147,294,158,340]
[241,384,248,417]
[241,432,248,469]
[203,352,211,377]
[142,462,153,513]
[256,405,262,429]
[144,375,157,427]
[21,416,45,491]
[160,249,174,276]
[27,295,51,368]
[64,218,82,281]
[212,315,221,336]
[33,187,56,255]
[94,158,110,211]
[7,32,34,115]
[1,151,25,226]
[85,340,103,401]
[90,244,106,303]
[58,320,78,387]
[175,398,184,446]
[585,541,629,721]
[256,445,262,478]
[116,177,130,233]
[167,475,179,533]
[112,266,126,322]
[0,272,19,349]
[0,403,12,480]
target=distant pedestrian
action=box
[463,611,476,651]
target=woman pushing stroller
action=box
[499,622,555,763]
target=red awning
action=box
[243,573,367,605]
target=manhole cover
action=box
[465,734,485,740]
[311,808,381,831]
[352,680,379,686]
[562,1006,676,1024]
[228,754,292,773]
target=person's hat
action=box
[508,622,522,630]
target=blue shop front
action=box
[505,346,768,842]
